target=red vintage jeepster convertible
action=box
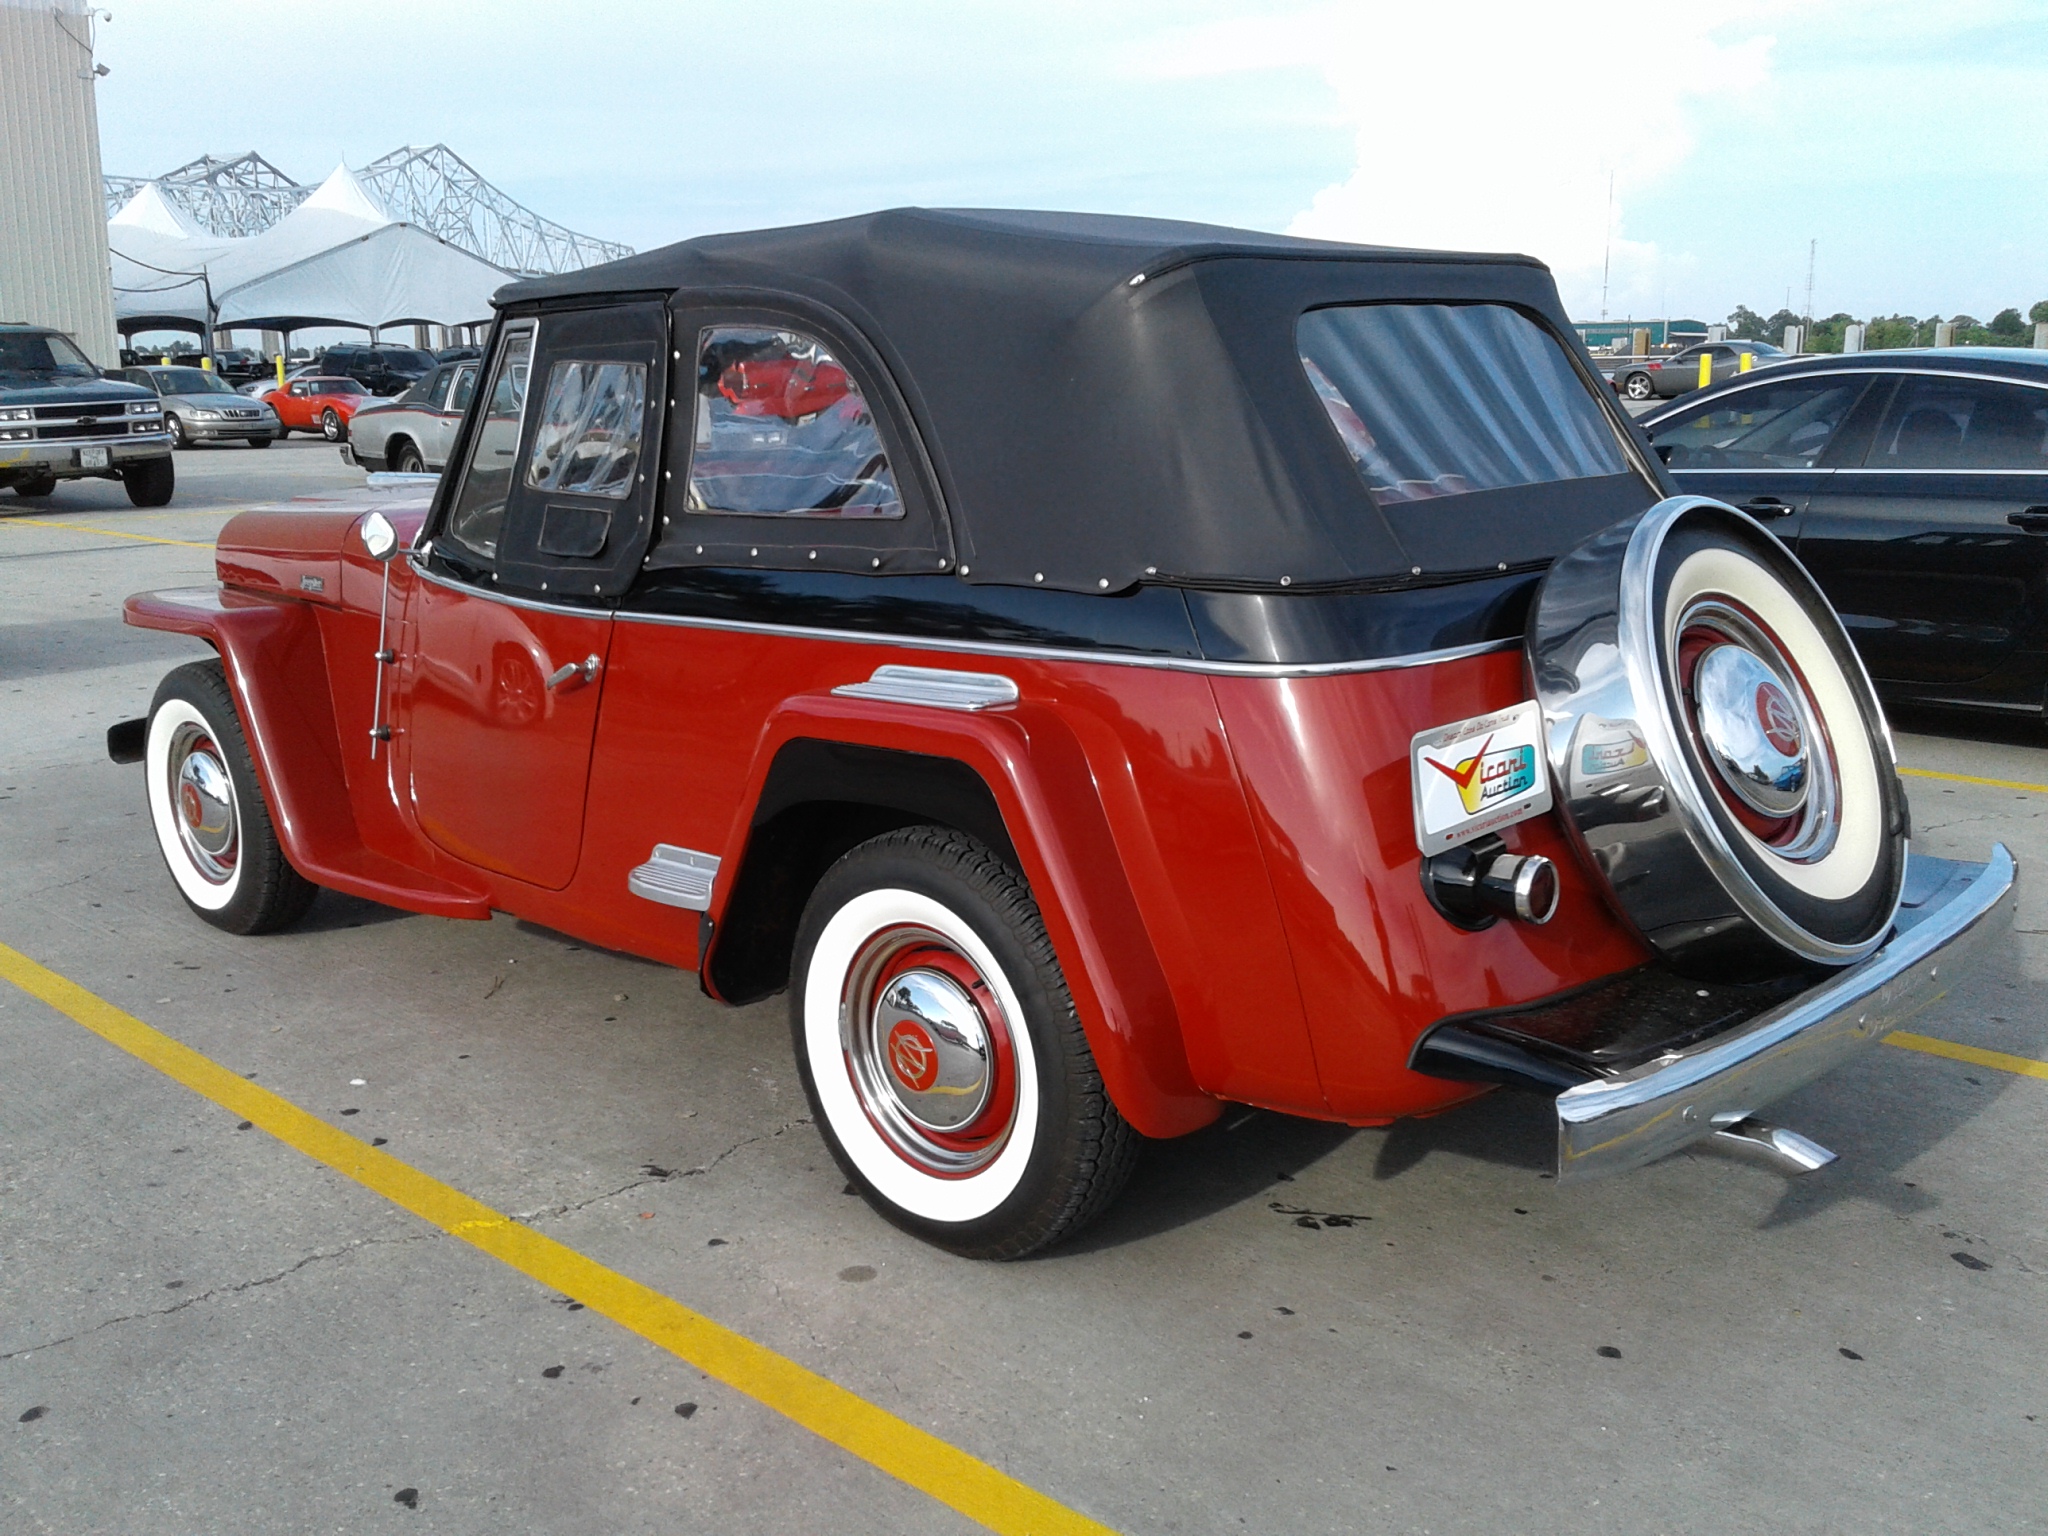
[115,210,2013,1257]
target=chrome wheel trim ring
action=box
[144,697,245,912]
[169,723,239,882]
[840,924,1018,1178]
[801,887,1041,1223]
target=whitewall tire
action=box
[145,661,316,935]
[790,827,1140,1259]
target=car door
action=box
[400,306,666,890]
[1646,370,1878,542]
[427,364,476,468]
[1795,372,2048,688]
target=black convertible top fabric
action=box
[498,209,1650,594]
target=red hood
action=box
[215,489,432,606]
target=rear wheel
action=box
[123,456,175,507]
[321,408,344,442]
[391,440,425,473]
[144,660,316,935]
[791,827,1140,1259]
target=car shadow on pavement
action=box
[1055,1109,1359,1254]
[294,889,418,932]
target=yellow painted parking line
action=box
[1888,1030,2048,1082]
[1898,766,2048,795]
[0,940,1116,1536]
[0,517,214,550]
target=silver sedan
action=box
[120,366,279,447]
[343,360,479,473]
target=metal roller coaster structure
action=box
[104,145,632,275]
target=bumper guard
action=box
[1555,844,2016,1181]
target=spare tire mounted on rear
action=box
[1530,495,1908,973]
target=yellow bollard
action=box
[275,353,285,389]
[200,355,212,371]
[1739,350,1754,373]
[1698,351,1712,390]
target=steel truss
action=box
[105,145,631,275]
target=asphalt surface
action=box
[3,439,2044,1534]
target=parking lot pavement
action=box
[3,461,2045,1533]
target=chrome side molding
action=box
[627,844,721,911]
[831,664,1019,712]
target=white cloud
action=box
[1136,3,1790,315]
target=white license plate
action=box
[79,446,110,469]
[1410,700,1554,855]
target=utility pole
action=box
[1599,170,1613,321]
[1803,239,1816,329]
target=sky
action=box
[88,0,2048,326]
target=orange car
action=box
[260,374,369,441]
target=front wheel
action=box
[1623,372,1656,401]
[123,456,175,507]
[321,408,344,442]
[247,435,272,449]
[791,827,1140,1260]
[144,660,317,935]
[11,474,56,498]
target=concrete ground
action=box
[2,439,2044,1535]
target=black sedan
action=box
[1640,348,2048,717]
[1614,339,1785,402]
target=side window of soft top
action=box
[685,326,903,519]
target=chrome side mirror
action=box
[361,510,400,562]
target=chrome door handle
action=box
[546,654,601,689]
[1738,496,1795,519]
[2007,507,2048,535]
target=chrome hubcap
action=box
[1679,598,1839,861]
[168,724,237,883]
[840,926,1017,1177]
[1693,642,1809,817]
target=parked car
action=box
[121,365,279,448]
[315,343,436,397]
[1642,347,2048,717]
[112,210,2012,1258]
[1614,339,1785,401]
[0,322,176,504]
[258,374,369,440]
[342,358,480,472]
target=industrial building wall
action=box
[0,0,119,366]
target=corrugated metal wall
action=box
[0,0,120,365]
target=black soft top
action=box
[499,208,1653,594]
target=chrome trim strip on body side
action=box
[615,605,1520,678]
[411,555,1522,678]
[1678,467,2048,478]
[832,665,1019,711]
[1555,844,2017,1182]
[627,844,721,910]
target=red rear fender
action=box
[709,691,1219,1140]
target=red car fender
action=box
[707,690,1221,1140]
[122,587,489,919]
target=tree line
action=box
[1725,301,2048,353]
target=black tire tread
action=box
[151,659,317,935]
[796,824,1141,1260]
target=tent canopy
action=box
[108,165,510,335]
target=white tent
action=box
[108,165,512,337]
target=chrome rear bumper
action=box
[1555,845,2016,1182]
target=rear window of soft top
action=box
[1298,303,1629,506]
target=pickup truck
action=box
[1,323,177,505]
